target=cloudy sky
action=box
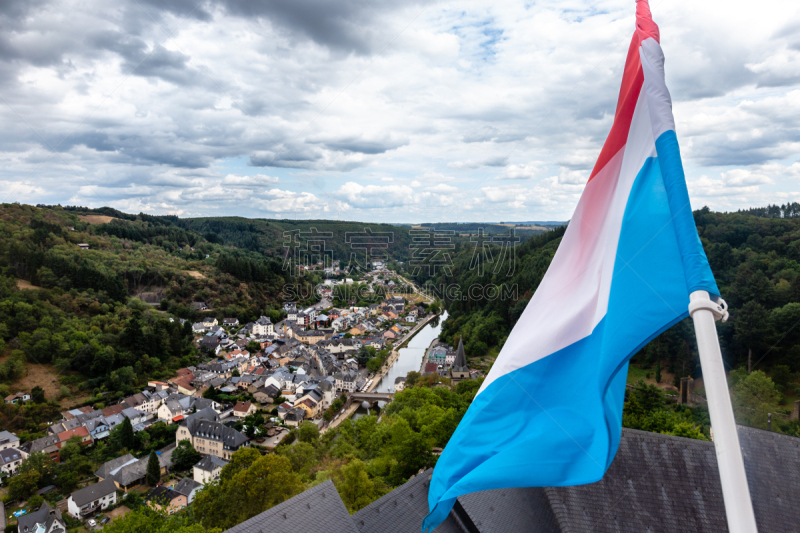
[1,0,799,222]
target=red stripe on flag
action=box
[588,0,659,182]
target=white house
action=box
[67,479,118,518]
[193,455,228,484]
[252,316,274,336]
[0,430,20,451]
[0,447,27,477]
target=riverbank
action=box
[367,312,438,393]
[418,337,442,373]
[323,311,445,432]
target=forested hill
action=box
[0,203,315,413]
[176,216,415,264]
[421,207,800,388]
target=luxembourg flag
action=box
[423,1,720,531]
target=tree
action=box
[405,371,420,387]
[655,359,662,383]
[331,459,381,513]
[8,470,41,501]
[731,369,780,429]
[172,440,201,471]
[19,451,55,485]
[734,301,772,372]
[58,435,83,462]
[146,450,161,486]
[193,449,303,530]
[57,471,79,493]
[296,421,319,444]
[111,416,136,450]
[771,364,793,393]
[31,385,45,403]
[356,345,372,367]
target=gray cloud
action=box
[0,0,798,222]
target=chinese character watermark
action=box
[408,227,455,276]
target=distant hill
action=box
[176,216,416,265]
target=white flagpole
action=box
[688,290,758,533]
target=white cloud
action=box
[333,181,415,208]
[720,169,773,187]
[262,189,322,213]
[0,0,797,221]
[221,174,280,187]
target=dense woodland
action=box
[175,216,416,266]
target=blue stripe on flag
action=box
[424,154,709,532]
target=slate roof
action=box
[173,477,202,497]
[94,446,174,487]
[21,433,60,454]
[184,417,248,449]
[452,338,468,372]
[353,471,462,533]
[17,501,64,533]
[94,453,137,480]
[222,426,800,533]
[194,454,228,472]
[69,478,117,506]
[147,485,182,503]
[0,447,24,467]
[0,430,20,447]
[224,479,359,533]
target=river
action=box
[352,311,448,418]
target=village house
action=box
[58,426,93,448]
[233,401,257,418]
[253,384,281,405]
[67,478,118,518]
[95,448,174,492]
[19,434,61,461]
[251,316,275,335]
[284,407,306,427]
[0,430,20,451]
[0,447,27,477]
[16,501,65,533]
[146,486,187,514]
[222,317,240,327]
[295,328,326,345]
[295,398,320,419]
[334,370,358,393]
[395,376,406,392]
[175,409,249,460]
[193,455,228,484]
[157,394,218,423]
[4,392,31,404]
[173,477,203,504]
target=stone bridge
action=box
[348,392,394,408]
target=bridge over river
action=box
[349,392,394,407]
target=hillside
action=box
[0,203,311,423]
[176,216,417,265]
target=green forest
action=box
[176,215,416,266]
